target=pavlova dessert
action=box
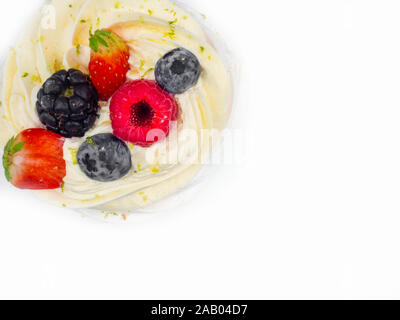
[0,0,233,215]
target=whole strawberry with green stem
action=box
[3,128,66,190]
[89,29,130,101]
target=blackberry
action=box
[36,69,99,138]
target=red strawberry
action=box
[110,80,179,147]
[2,128,66,190]
[89,29,130,101]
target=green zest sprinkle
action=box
[76,44,81,55]
[164,19,178,40]
[142,67,154,78]
[69,4,72,8]
[200,46,205,53]
[115,1,121,9]
[140,60,146,69]
[22,72,29,78]
[148,9,153,16]
[31,75,41,83]
[86,137,95,146]
[3,136,25,181]
[105,212,118,219]
[53,59,65,72]
[80,19,87,23]
[69,148,78,165]
[61,181,65,192]
[164,29,176,40]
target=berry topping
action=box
[155,48,201,94]
[36,69,99,138]
[77,133,132,182]
[2,129,66,190]
[110,80,179,147]
[89,29,130,101]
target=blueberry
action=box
[155,48,201,94]
[77,133,132,182]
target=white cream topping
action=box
[0,0,232,211]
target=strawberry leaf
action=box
[4,165,10,181]
[3,135,15,182]
[89,37,99,52]
[90,30,112,52]
[96,35,109,48]
[4,136,14,154]
[96,30,111,38]
[11,142,25,154]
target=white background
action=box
[1,0,400,300]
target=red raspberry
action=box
[110,80,178,147]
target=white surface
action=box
[1,0,400,299]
